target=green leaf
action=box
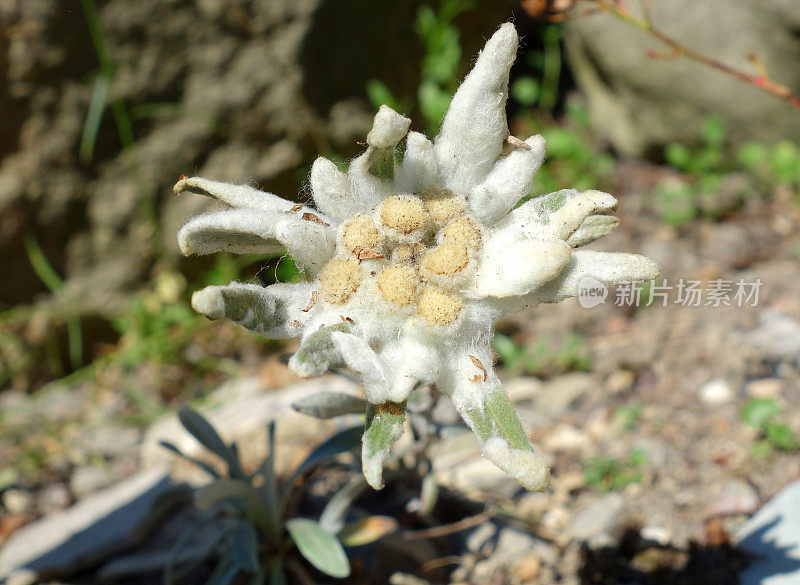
[159,440,221,479]
[286,518,351,578]
[194,479,273,534]
[766,423,799,452]
[701,115,726,147]
[227,523,259,572]
[742,398,781,429]
[337,516,398,547]
[737,142,768,169]
[362,402,407,490]
[770,140,800,185]
[664,143,692,171]
[292,392,366,419]
[178,406,245,478]
[511,77,540,107]
[319,475,369,534]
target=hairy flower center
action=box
[316,186,482,325]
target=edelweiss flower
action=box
[176,24,659,492]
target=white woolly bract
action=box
[310,157,359,221]
[176,23,660,494]
[483,437,549,492]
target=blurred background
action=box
[1,1,800,583]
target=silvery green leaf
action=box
[362,402,407,490]
[291,392,366,419]
[226,523,259,572]
[319,475,369,533]
[159,440,221,479]
[285,518,351,578]
[178,406,245,478]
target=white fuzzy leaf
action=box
[396,131,438,193]
[310,157,361,221]
[274,218,335,273]
[178,208,285,256]
[470,135,546,223]
[331,332,390,404]
[532,249,660,303]
[175,176,301,213]
[367,105,411,149]
[474,235,572,298]
[434,23,518,195]
[191,282,313,339]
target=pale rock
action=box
[745,378,783,399]
[570,492,627,542]
[698,378,734,406]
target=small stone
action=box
[541,424,590,453]
[466,522,497,554]
[699,378,734,406]
[705,479,759,518]
[511,552,542,581]
[640,525,672,546]
[78,426,141,459]
[69,465,114,499]
[504,377,544,403]
[606,369,635,394]
[494,527,543,565]
[38,483,71,514]
[2,490,33,515]
[745,378,783,399]
[570,492,627,542]
[746,311,800,361]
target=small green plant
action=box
[614,402,643,431]
[367,0,474,136]
[510,25,562,112]
[742,398,800,456]
[162,406,396,584]
[656,115,742,225]
[523,103,616,197]
[493,331,591,378]
[737,140,800,193]
[582,448,647,493]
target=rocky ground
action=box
[1,158,799,584]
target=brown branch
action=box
[520,0,800,112]
[587,0,800,112]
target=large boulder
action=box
[563,0,800,156]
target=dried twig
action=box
[520,0,800,113]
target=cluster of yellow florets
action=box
[316,187,483,326]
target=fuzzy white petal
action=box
[178,208,285,256]
[310,157,361,221]
[470,135,546,223]
[382,340,441,403]
[175,176,300,213]
[331,332,391,404]
[532,249,660,304]
[396,132,438,193]
[434,23,518,194]
[274,218,335,273]
[567,215,620,247]
[191,282,312,339]
[547,190,618,240]
[444,352,549,492]
[473,235,572,298]
[367,105,412,149]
